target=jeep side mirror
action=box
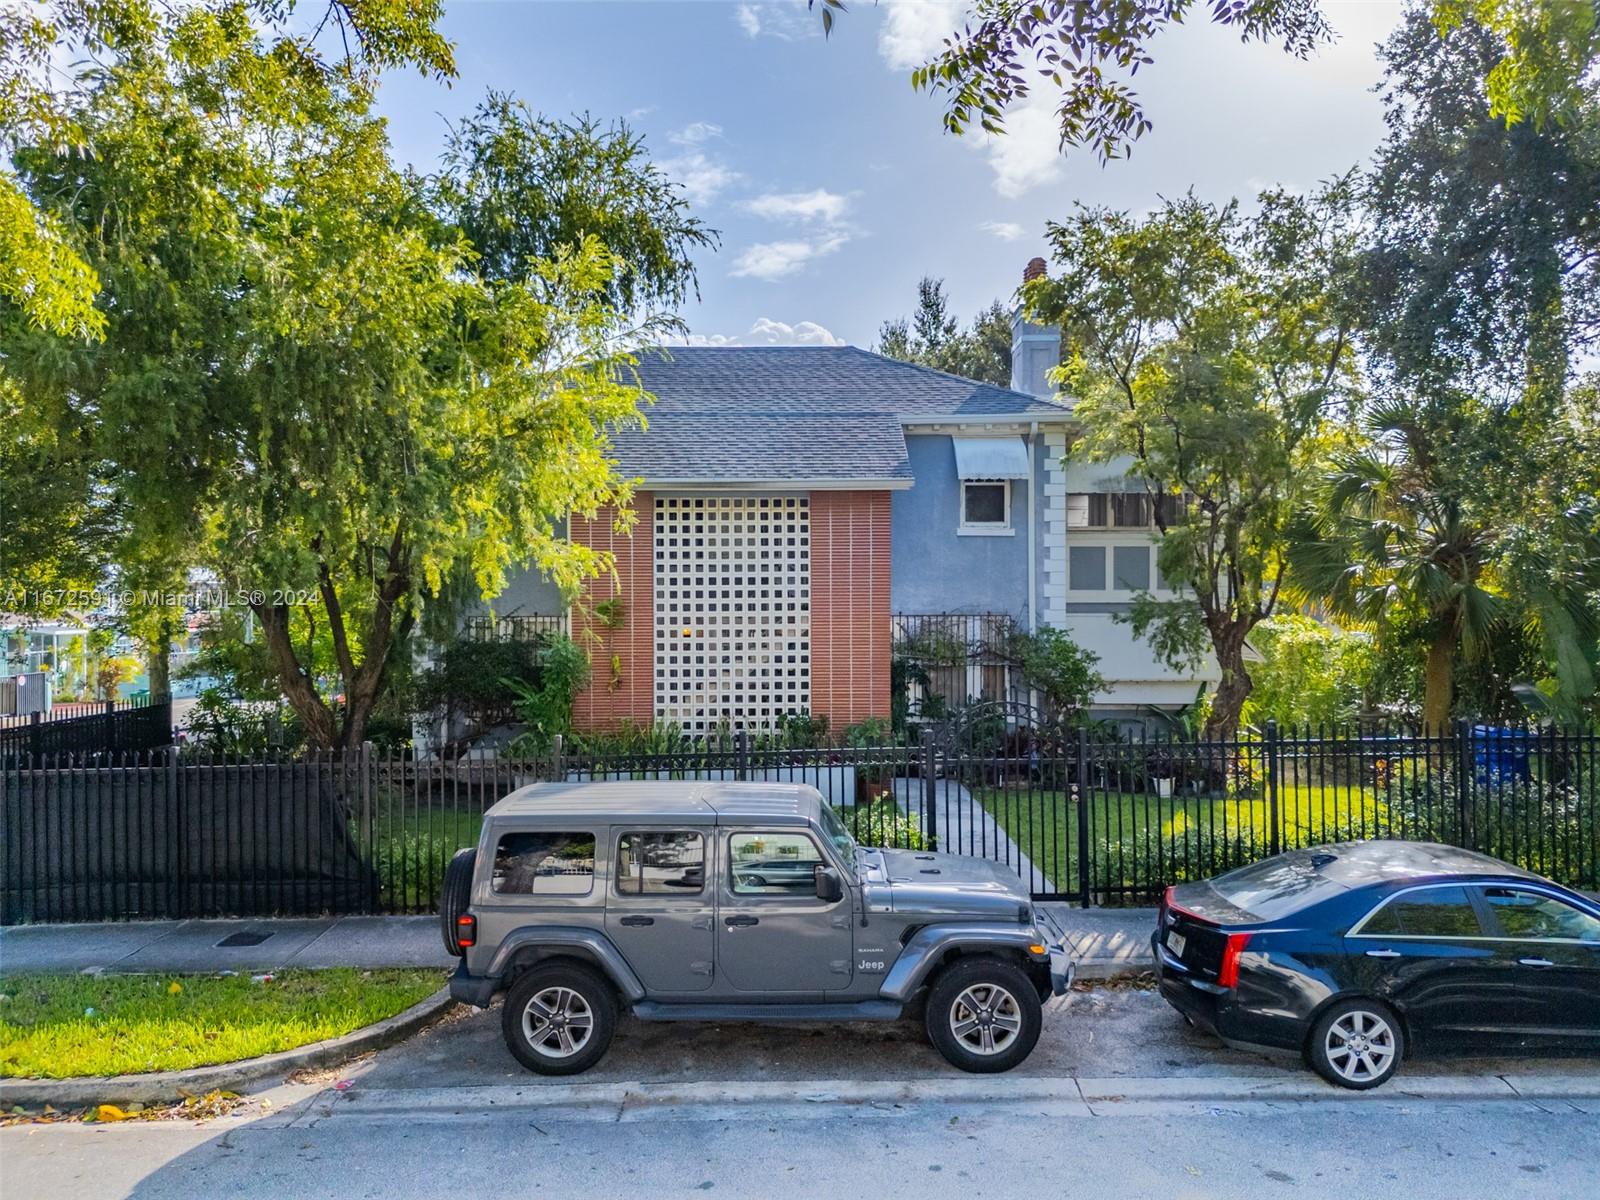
[814,865,844,903]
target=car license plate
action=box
[1165,930,1187,957]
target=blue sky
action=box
[377,1,1404,348]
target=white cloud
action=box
[670,121,723,146]
[980,220,1026,242]
[975,93,1066,198]
[875,4,1064,198]
[730,234,849,281]
[744,188,849,225]
[661,151,740,207]
[734,2,818,41]
[878,1,971,70]
[670,318,847,347]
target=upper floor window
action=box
[1068,491,1187,529]
[960,481,1010,533]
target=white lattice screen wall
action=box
[653,494,810,734]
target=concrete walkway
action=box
[0,907,1157,978]
[0,915,451,975]
[890,778,1044,890]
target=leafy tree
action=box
[1360,9,1600,415]
[1240,614,1375,730]
[814,2,1594,166]
[1290,389,1600,730]
[5,12,652,749]
[876,277,1012,387]
[0,0,452,343]
[436,92,716,317]
[1294,11,1600,731]
[1026,182,1361,738]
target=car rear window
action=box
[492,832,596,895]
[1207,851,1348,920]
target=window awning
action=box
[952,436,1031,481]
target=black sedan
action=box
[1152,841,1600,1088]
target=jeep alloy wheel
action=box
[925,956,1043,1074]
[502,963,618,1075]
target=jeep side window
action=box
[615,831,705,895]
[492,831,596,895]
[729,832,825,896]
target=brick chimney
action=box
[1010,259,1060,398]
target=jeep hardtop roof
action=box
[483,780,826,827]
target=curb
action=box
[315,1071,1600,1121]
[0,988,457,1109]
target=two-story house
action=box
[482,259,1217,734]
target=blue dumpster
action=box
[1472,726,1531,781]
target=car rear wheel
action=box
[925,956,1042,1074]
[1306,999,1404,1090]
[439,848,476,957]
[502,963,617,1076]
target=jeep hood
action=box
[859,847,1032,919]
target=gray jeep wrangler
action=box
[441,780,1075,1075]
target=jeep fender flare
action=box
[485,927,647,1003]
[878,924,1046,1003]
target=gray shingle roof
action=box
[612,346,1068,485]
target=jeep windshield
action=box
[817,802,858,864]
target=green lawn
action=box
[975,783,1390,894]
[0,968,442,1079]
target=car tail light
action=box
[1217,932,1253,988]
[456,913,477,949]
[1163,886,1215,925]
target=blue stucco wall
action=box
[890,434,1038,622]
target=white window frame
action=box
[959,480,1013,536]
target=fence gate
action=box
[924,703,1088,904]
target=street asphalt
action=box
[5,986,1598,1199]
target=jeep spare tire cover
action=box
[440,847,478,956]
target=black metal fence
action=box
[2,723,1595,923]
[0,698,172,760]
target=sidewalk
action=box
[0,906,1157,978]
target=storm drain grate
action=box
[215,931,273,948]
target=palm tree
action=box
[1289,398,1598,731]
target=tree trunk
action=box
[252,602,341,750]
[1203,628,1253,741]
[145,630,170,703]
[1421,628,1455,735]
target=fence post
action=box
[29,711,41,758]
[103,700,114,753]
[550,733,565,783]
[1265,720,1282,857]
[921,727,938,850]
[1454,719,1474,849]
[164,745,181,918]
[1076,725,1091,909]
[359,741,374,911]
[735,728,749,782]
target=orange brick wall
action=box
[808,490,892,728]
[570,495,654,732]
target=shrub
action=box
[1009,625,1103,723]
[845,798,930,850]
[506,635,591,754]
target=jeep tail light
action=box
[1217,932,1252,989]
[456,913,477,949]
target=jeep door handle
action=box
[725,915,759,927]
[1519,957,1555,968]
[1364,949,1402,958]
[619,916,654,927]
